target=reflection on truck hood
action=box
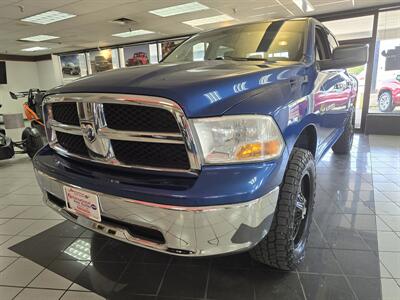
[49,60,304,117]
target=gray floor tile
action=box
[0,194,44,206]
[15,206,58,220]
[374,183,400,192]
[383,192,400,203]
[0,235,12,245]
[29,269,73,289]
[0,256,17,272]
[0,206,30,218]
[333,249,381,277]
[12,184,43,196]
[379,216,400,231]
[373,202,400,216]
[61,291,105,300]
[0,286,23,300]
[380,252,400,278]
[0,235,29,256]
[344,214,392,231]
[0,219,36,235]
[14,288,64,300]
[0,257,44,286]
[18,219,64,236]
[381,278,400,299]
[69,283,90,291]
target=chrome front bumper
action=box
[35,169,279,256]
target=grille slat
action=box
[103,104,180,133]
[56,132,88,156]
[52,102,79,126]
[111,140,190,170]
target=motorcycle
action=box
[0,89,46,160]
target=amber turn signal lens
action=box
[236,140,281,160]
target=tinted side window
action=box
[327,32,338,53]
[315,27,331,60]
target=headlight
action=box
[192,115,284,164]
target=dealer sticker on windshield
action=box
[63,186,101,222]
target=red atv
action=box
[126,52,149,66]
[377,75,400,112]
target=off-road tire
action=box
[332,113,354,154]
[22,127,44,158]
[250,148,316,270]
[378,91,394,113]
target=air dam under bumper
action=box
[35,169,279,256]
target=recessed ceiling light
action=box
[183,14,234,27]
[292,0,314,12]
[21,10,76,24]
[21,46,50,52]
[112,30,154,38]
[149,2,209,17]
[20,35,59,42]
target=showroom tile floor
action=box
[0,134,399,299]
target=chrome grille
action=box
[44,93,200,174]
[52,102,79,126]
[103,104,180,133]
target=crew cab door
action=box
[313,26,352,152]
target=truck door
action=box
[313,26,350,152]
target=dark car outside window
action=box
[163,20,306,63]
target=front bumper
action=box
[35,169,279,256]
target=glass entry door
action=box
[339,39,372,130]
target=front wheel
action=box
[22,127,44,158]
[378,91,394,112]
[250,148,316,270]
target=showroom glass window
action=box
[122,44,156,67]
[60,53,88,84]
[163,20,306,63]
[369,10,400,114]
[88,49,119,74]
[324,15,374,128]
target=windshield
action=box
[163,20,306,63]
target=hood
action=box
[50,60,304,117]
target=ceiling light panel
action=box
[20,35,59,42]
[292,0,314,12]
[183,14,234,27]
[149,2,209,17]
[21,10,76,24]
[21,46,50,52]
[112,30,154,38]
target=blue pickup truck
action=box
[33,18,367,270]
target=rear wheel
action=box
[378,91,394,112]
[332,112,354,154]
[250,148,316,270]
[22,127,44,158]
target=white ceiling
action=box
[0,0,399,56]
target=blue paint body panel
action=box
[33,18,356,206]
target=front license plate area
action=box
[63,186,101,222]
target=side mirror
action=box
[319,44,369,71]
[9,92,18,100]
[396,74,400,82]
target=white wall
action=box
[0,60,40,115]
[37,57,62,90]
[0,58,61,115]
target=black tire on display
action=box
[332,113,354,154]
[22,127,44,158]
[249,147,316,270]
[378,91,395,113]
